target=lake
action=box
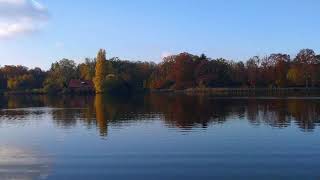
[1,94,320,180]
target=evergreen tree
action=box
[94,49,107,93]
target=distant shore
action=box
[1,87,320,97]
[151,87,320,96]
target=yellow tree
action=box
[93,49,107,93]
[287,66,303,86]
[79,64,88,80]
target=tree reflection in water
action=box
[1,95,320,136]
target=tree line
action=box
[0,49,155,94]
[149,49,320,89]
[0,48,320,94]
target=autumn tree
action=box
[0,68,6,89]
[2,48,320,93]
[78,58,96,80]
[0,65,43,91]
[93,49,107,93]
[194,60,213,87]
[7,74,34,90]
[1,65,28,78]
[260,56,275,87]
[149,55,176,89]
[246,56,260,87]
[230,61,246,86]
[270,53,290,87]
[287,64,303,86]
[173,53,196,89]
[295,49,317,87]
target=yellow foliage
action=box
[287,67,303,85]
[93,49,107,93]
[94,95,108,136]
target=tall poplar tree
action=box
[94,49,107,93]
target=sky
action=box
[0,0,320,69]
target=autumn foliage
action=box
[149,49,320,90]
[0,48,320,94]
[93,49,107,93]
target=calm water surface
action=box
[1,94,320,179]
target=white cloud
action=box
[0,0,48,39]
[0,0,25,5]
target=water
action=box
[0,94,320,179]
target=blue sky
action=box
[0,0,320,69]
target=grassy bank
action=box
[152,87,320,96]
[2,88,147,96]
[3,89,46,95]
[3,88,319,97]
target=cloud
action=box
[0,0,48,39]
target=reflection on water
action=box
[1,94,320,179]
[1,94,320,136]
[0,146,50,180]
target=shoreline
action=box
[1,87,320,97]
[151,87,320,96]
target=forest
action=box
[0,48,320,94]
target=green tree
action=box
[103,74,129,95]
[43,59,77,93]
